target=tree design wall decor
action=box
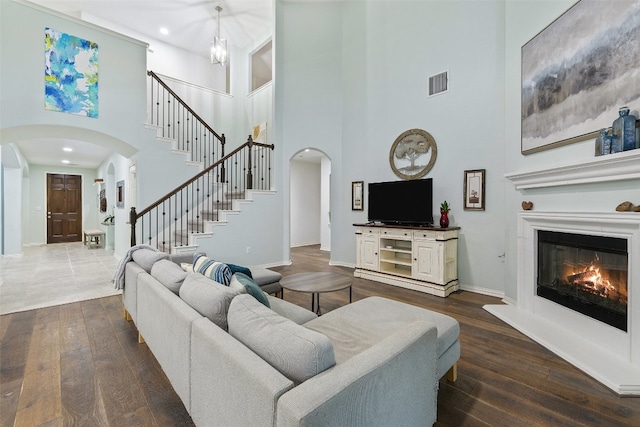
[389,129,438,180]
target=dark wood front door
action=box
[47,174,82,244]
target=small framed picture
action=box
[352,181,364,211]
[463,169,485,211]
[116,180,125,208]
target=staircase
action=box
[131,71,275,253]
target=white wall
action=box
[95,153,132,256]
[502,0,640,302]
[77,10,228,93]
[277,0,640,301]
[276,0,507,293]
[290,160,321,247]
[1,147,23,254]
[195,191,284,267]
[0,1,147,148]
[320,156,331,251]
[1,144,27,254]
[0,152,3,255]
[276,0,344,266]
[1,1,286,262]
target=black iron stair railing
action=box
[147,70,226,170]
[130,136,274,251]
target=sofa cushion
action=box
[249,267,282,287]
[131,248,169,273]
[193,254,232,285]
[169,252,197,265]
[151,259,188,294]
[179,273,238,330]
[267,296,317,325]
[304,296,459,363]
[230,273,270,307]
[228,295,335,384]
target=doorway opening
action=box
[289,149,331,257]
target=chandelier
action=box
[211,5,227,66]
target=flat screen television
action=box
[368,179,433,226]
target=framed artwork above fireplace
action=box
[521,0,640,154]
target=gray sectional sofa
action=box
[121,249,460,427]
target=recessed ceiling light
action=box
[62,160,70,164]
[305,149,310,152]
[63,147,73,152]
[159,27,169,35]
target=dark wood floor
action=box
[2,245,640,426]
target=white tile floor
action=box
[0,242,121,315]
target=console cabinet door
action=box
[358,235,379,270]
[413,240,443,283]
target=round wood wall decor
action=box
[389,129,438,180]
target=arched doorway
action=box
[0,125,136,255]
[289,148,331,253]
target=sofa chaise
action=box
[121,249,460,426]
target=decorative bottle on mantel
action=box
[608,133,620,154]
[612,106,637,151]
[595,129,608,156]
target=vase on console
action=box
[439,200,450,228]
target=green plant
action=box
[440,200,450,213]
[103,214,115,223]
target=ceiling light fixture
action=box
[63,147,72,152]
[159,27,169,35]
[61,160,70,164]
[210,5,227,66]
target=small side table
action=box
[280,272,352,315]
[83,229,106,249]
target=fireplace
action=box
[484,211,640,395]
[537,230,628,331]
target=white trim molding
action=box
[505,150,640,190]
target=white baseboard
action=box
[501,295,517,305]
[458,284,505,299]
[329,260,355,268]
[255,259,292,269]
[290,241,321,248]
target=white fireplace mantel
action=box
[505,150,640,189]
[485,211,640,395]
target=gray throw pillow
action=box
[228,295,335,384]
[151,259,188,294]
[179,273,239,331]
[131,248,169,273]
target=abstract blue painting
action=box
[45,28,98,118]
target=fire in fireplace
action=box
[537,230,628,331]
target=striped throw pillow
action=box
[193,253,232,285]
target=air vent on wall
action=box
[428,71,449,97]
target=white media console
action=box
[354,224,459,297]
